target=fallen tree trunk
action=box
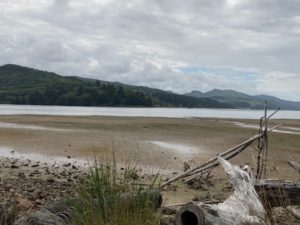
[255,179,300,207]
[176,157,266,225]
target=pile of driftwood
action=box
[161,107,280,188]
[176,157,266,225]
[161,106,300,225]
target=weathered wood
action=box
[255,179,300,207]
[265,108,280,123]
[161,134,261,188]
[176,202,205,225]
[176,157,266,225]
[288,160,300,172]
[287,206,300,220]
[183,140,253,184]
[256,102,270,180]
[165,200,220,208]
[162,124,282,188]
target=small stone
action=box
[31,189,42,200]
[35,199,43,205]
[18,172,26,179]
[11,164,20,169]
[46,176,56,183]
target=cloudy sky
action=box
[1,0,300,100]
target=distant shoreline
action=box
[0,104,300,119]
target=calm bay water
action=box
[0,104,299,119]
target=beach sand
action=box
[0,115,299,176]
[0,115,299,215]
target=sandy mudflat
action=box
[0,115,299,179]
[0,114,300,219]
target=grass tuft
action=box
[71,159,161,225]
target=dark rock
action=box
[18,172,26,179]
[71,165,77,170]
[11,164,20,169]
[46,176,56,183]
[14,208,69,225]
[31,189,42,201]
[26,187,35,193]
[46,200,71,216]
[35,199,43,205]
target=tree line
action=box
[0,81,153,107]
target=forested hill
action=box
[0,64,230,108]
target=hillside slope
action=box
[0,64,229,108]
[186,89,300,110]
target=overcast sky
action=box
[1,0,300,100]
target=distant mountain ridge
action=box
[185,89,300,110]
[0,64,229,108]
[0,64,298,110]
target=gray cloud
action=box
[0,0,300,100]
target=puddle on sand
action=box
[234,122,300,135]
[0,147,89,167]
[0,122,72,132]
[150,141,198,154]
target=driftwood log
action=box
[176,157,266,225]
[162,124,282,188]
[255,179,300,207]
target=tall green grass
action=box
[71,160,161,225]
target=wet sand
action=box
[0,115,299,178]
[0,115,300,212]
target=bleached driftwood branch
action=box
[175,157,266,225]
[161,124,282,189]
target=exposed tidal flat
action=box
[0,108,300,220]
[0,112,299,178]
